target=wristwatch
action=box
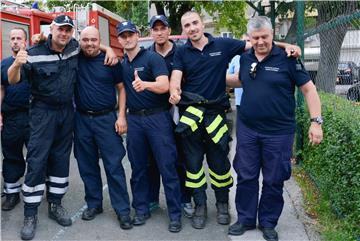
[310,116,323,125]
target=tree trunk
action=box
[315,1,356,93]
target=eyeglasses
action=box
[249,62,258,79]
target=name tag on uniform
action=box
[209,51,222,57]
[264,66,279,72]
[134,67,144,72]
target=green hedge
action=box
[296,92,360,237]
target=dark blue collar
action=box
[124,47,147,63]
[150,39,177,57]
[185,32,214,50]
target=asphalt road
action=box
[1,103,314,241]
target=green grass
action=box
[292,166,358,241]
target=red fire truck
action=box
[1,1,125,59]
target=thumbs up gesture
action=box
[132,70,147,92]
[14,43,28,67]
[32,32,47,45]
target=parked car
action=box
[347,82,360,102]
[336,61,359,85]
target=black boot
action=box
[216,202,230,225]
[48,203,72,226]
[20,215,37,240]
[191,204,207,229]
[2,193,20,211]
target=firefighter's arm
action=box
[99,44,118,66]
[169,70,183,105]
[300,81,323,145]
[115,82,127,135]
[226,72,242,88]
[0,85,4,131]
[132,70,169,94]
[8,44,27,85]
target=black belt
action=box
[78,108,114,117]
[128,106,168,116]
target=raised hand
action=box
[32,32,47,45]
[132,70,147,92]
[14,43,28,67]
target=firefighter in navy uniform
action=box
[169,11,301,229]
[169,11,246,230]
[8,15,78,240]
[74,26,132,230]
[1,27,30,211]
[147,14,194,217]
[117,20,182,233]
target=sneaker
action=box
[2,193,20,211]
[181,202,194,218]
[168,219,182,233]
[48,203,72,226]
[20,215,37,240]
[149,202,159,212]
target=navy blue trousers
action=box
[1,111,29,194]
[22,102,74,216]
[148,130,192,204]
[74,111,130,216]
[127,111,181,221]
[233,118,294,228]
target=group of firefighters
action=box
[1,9,323,241]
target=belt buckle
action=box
[87,110,96,115]
[139,109,147,116]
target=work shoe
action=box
[48,203,72,226]
[216,202,230,225]
[191,204,207,229]
[132,213,150,226]
[118,215,133,230]
[181,202,194,218]
[20,215,37,240]
[259,226,279,241]
[81,207,103,221]
[2,193,20,211]
[168,219,182,233]
[228,222,256,236]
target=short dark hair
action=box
[11,27,28,41]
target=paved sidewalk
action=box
[1,100,319,241]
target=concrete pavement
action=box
[1,101,318,241]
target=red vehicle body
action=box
[1,2,125,59]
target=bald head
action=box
[80,26,101,57]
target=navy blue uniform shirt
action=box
[75,52,122,112]
[1,57,30,112]
[173,33,245,102]
[149,39,177,73]
[23,35,79,105]
[121,48,169,111]
[239,45,311,135]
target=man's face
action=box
[9,29,26,54]
[80,28,101,57]
[150,21,170,46]
[181,13,204,42]
[117,31,139,51]
[50,24,74,49]
[249,28,273,55]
